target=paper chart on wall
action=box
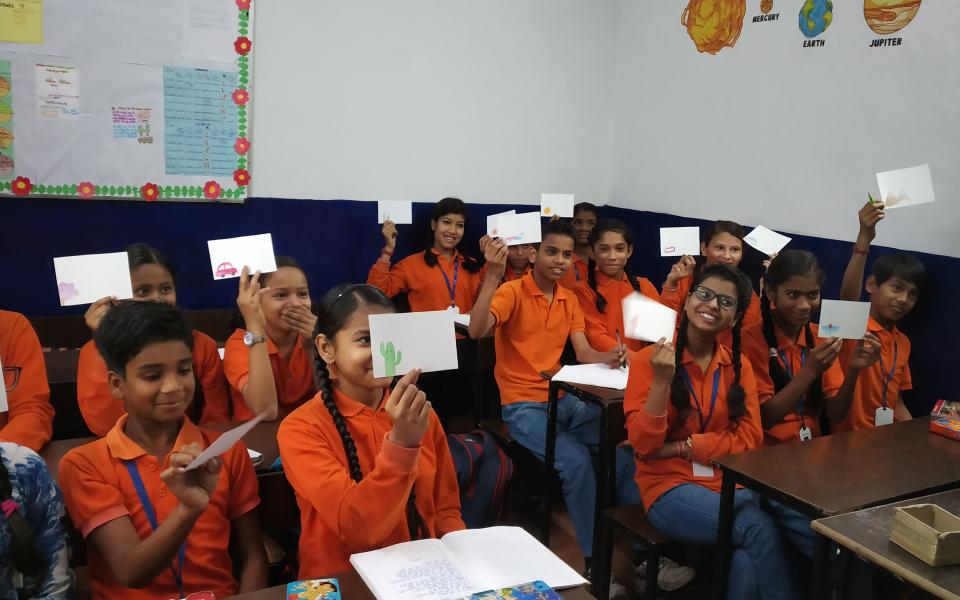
[36,63,79,119]
[0,0,44,45]
[0,59,13,181]
[163,65,237,177]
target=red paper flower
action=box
[236,0,251,10]
[232,88,249,106]
[203,180,222,200]
[11,176,31,196]
[140,183,159,202]
[234,137,251,155]
[233,169,251,186]
[77,181,95,198]
[234,36,252,55]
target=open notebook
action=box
[349,526,587,600]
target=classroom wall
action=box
[0,196,953,416]
[250,0,620,205]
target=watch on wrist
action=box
[243,331,267,347]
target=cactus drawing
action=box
[379,341,403,377]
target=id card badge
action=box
[875,406,894,426]
[798,426,812,442]
[447,305,460,315]
[692,462,714,478]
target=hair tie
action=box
[1,499,20,519]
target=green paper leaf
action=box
[109,186,117,195]
[238,158,247,168]
[173,187,181,197]
[55,185,63,194]
[164,186,173,195]
[70,184,78,194]
[38,184,47,194]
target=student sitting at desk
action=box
[0,310,54,452]
[60,301,267,600]
[559,202,600,290]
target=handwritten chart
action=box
[162,66,237,177]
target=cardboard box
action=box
[890,504,960,567]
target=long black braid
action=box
[587,219,645,313]
[312,284,428,540]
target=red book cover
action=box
[931,400,960,417]
[930,415,960,441]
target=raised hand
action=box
[857,200,885,245]
[385,369,430,448]
[665,255,696,288]
[848,332,881,371]
[237,267,269,333]
[650,338,676,384]
[483,237,508,281]
[382,220,398,251]
[160,443,222,514]
[803,337,842,376]
[84,296,116,332]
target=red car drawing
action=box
[215,262,238,278]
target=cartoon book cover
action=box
[930,416,960,442]
[465,580,563,600]
[931,400,960,417]
[286,578,341,600]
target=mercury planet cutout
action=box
[682,0,747,54]
[864,0,922,35]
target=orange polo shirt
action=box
[489,272,585,405]
[741,322,844,445]
[223,329,315,421]
[368,251,483,313]
[573,271,661,353]
[0,310,54,451]
[77,331,232,436]
[625,342,762,511]
[559,254,589,290]
[659,273,761,349]
[502,265,530,283]
[278,388,464,578]
[59,415,260,600]
[834,316,912,432]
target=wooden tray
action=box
[890,504,960,567]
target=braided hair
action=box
[670,264,753,426]
[586,219,644,313]
[422,198,482,273]
[312,284,429,540]
[760,250,825,414]
[0,451,46,577]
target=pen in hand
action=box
[615,329,626,369]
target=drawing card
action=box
[377,201,413,224]
[207,233,277,280]
[540,193,574,218]
[622,293,678,343]
[369,310,458,378]
[185,411,268,471]
[496,212,542,247]
[744,225,791,256]
[659,227,700,257]
[486,210,515,237]
[817,300,871,340]
[53,252,134,307]
[877,164,935,210]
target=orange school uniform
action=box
[77,331,232,436]
[558,254,589,290]
[659,273,761,348]
[573,271,661,353]
[489,272,585,404]
[59,415,260,600]
[222,329,315,421]
[502,265,530,283]
[741,322,844,445]
[834,316,912,432]
[625,342,763,511]
[367,250,483,313]
[278,388,464,577]
[0,310,54,451]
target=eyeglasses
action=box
[693,286,738,311]
[3,367,21,393]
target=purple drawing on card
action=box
[58,282,78,304]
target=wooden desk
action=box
[812,489,960,600]
[712,417,960,600]
[222,571,597,600]
[541,370,625,593]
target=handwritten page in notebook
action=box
[351,539,477,600]
[552,364,628,391]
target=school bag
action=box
[447,431,514,528]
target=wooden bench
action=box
[594,505,673,600]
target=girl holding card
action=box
[367,197,483,314]
[278,284,463,578]
[625,264,800,600]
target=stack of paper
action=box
[553,363,628,391]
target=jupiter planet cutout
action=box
[864,0,923,35]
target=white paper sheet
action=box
[744,225,792,256]
[486,210,515,237]
[351,539,478,600]
[540,193,574,218]
[206,233,277,280]
[53,252,133,306]
[181,0,236,64]
[552,363,628,391]
[0,355,8,413]
[877,164,935,210]
[496,212,542,247]
[659,227,700,257]
[377,200,413,224]
[369,310,458,378]
[185,411,268,471]
[622,293,678,343]
[817,300,871,340]
[36,63,80,119]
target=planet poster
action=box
[864,0,923,35]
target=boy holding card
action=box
[0,310,54,451]
[468,220,621,572]
[835,201,927,430]
[60,301,267,600]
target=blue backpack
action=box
[447,431,514,529]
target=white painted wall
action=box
[250,0,620,205]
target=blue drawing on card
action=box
[163,66,237,176]
[820,323,840,337]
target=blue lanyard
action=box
[680,367,721,434]
[877,339,899,409]
[439,257,459,308]
[123,460,185,598]
[574,262,581,282]
[778,347,808,426]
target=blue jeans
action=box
[646,484,800,600]
[763,499,815,559]
[502,396,600,557]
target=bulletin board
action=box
[0,0,254,202]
